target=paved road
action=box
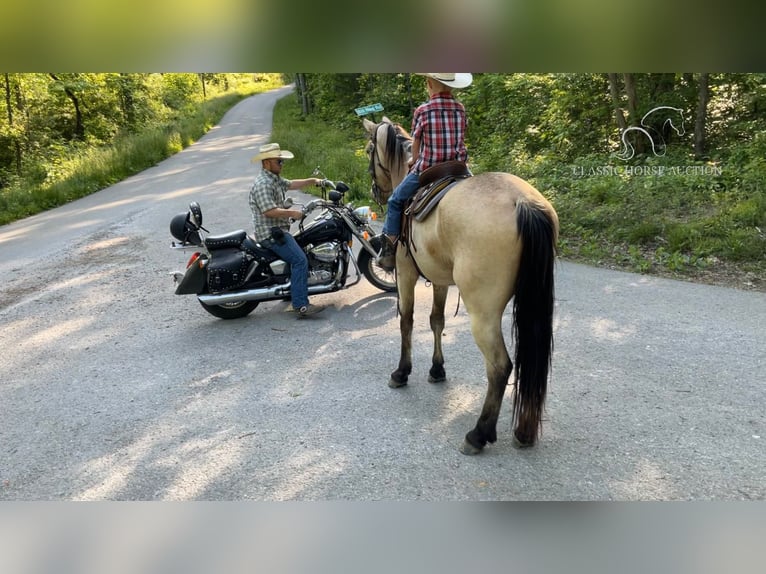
[1,87,763,500]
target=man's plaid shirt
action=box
[410,91,468,174]
[249,169,292,242]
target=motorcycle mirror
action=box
[328,190,342,203]
[283,198,294,208]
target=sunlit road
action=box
[1,86,764,500]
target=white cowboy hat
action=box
[251,142,295,163]
[419,73,473,89]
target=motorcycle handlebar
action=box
[302,198,324,214]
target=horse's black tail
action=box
[511,199,557,446]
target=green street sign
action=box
[354,103,384,116]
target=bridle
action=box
[367,122,392,206]
[367,121,411,207]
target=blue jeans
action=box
[382,171,421,237]
[267,232,309,309]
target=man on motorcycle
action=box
[249,142,325,317]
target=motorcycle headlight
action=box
[353,206,373,222]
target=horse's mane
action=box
[382,122,411,176]
[393,122,411,139]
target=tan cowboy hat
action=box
[419,73,473,89]
[251,142,295,163]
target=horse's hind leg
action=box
[460,313,513,455]
[428,284,448,383]
[389,262,419,388]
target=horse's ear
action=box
[382,116,392,124]
[363,118,376,133]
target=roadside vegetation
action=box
[278,74,765,291]
[1,73,763,290]
[0,73,283,225]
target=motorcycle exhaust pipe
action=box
[197,282,337,305]
[198,284,288,305]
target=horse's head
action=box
[363,116,412,207]
[641,106,687,138]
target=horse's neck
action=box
[391,149,411,189]
[392,166,408,189]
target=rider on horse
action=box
[376,73,472,271]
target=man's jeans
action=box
[267,233,309,309]
[382,171,421,237]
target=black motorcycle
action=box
[169,179,395,319]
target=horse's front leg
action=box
[428,284,448,383]
[389,258,419,388]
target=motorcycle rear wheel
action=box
[198,295,260,319]
[358,236,397,292]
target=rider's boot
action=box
[376,235,397,271]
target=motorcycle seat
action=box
[204,230,248,250]
[242,235,278,261]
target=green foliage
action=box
[2,72,763,286]
[270,96,372,205]
[0,74,283,225]
[291,72,765,283]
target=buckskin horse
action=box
[364,117,559,454]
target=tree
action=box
[295,73,312,116]
[607,73,628,133]
[694,73,710,158]
[3,74,23,177]
[49,73,85,140]
[622,73,645,155]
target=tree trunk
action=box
[4,73,23,176]
[49,73,85,140]
[118,73,137,131]
[295,73,311,116]
[623,73,644,155]
[607,73,628,132]
[199,73,207,99]
[694,73,710,159]
[406,73,414,112]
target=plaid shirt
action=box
[410,91,468,174]
[249,169,292,242]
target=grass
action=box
[269,95,374,206]
[501,150,765,289]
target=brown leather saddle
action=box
[398,161,471,281]
[404,160,471,223]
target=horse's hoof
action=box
[427,374,446,384]
[512,431,535,449]
[459,439,483,455]
[388,378,407,388]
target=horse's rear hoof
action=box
[459,439,483,455]
[428,364,446,384]
[512,431,535,449]
[388,378,407,388]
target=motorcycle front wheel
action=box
[357,236,397,292]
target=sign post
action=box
[354,103,384,122]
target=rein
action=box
[368,122,412,206]
[368,123,391,206]
[368,121,464,318]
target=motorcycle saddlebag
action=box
[207,248,251,293]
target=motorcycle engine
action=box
[307,241,340,285]
[309,241,340,263]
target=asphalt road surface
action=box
[1,86,764,500]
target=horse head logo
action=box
[614,106,686,161]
